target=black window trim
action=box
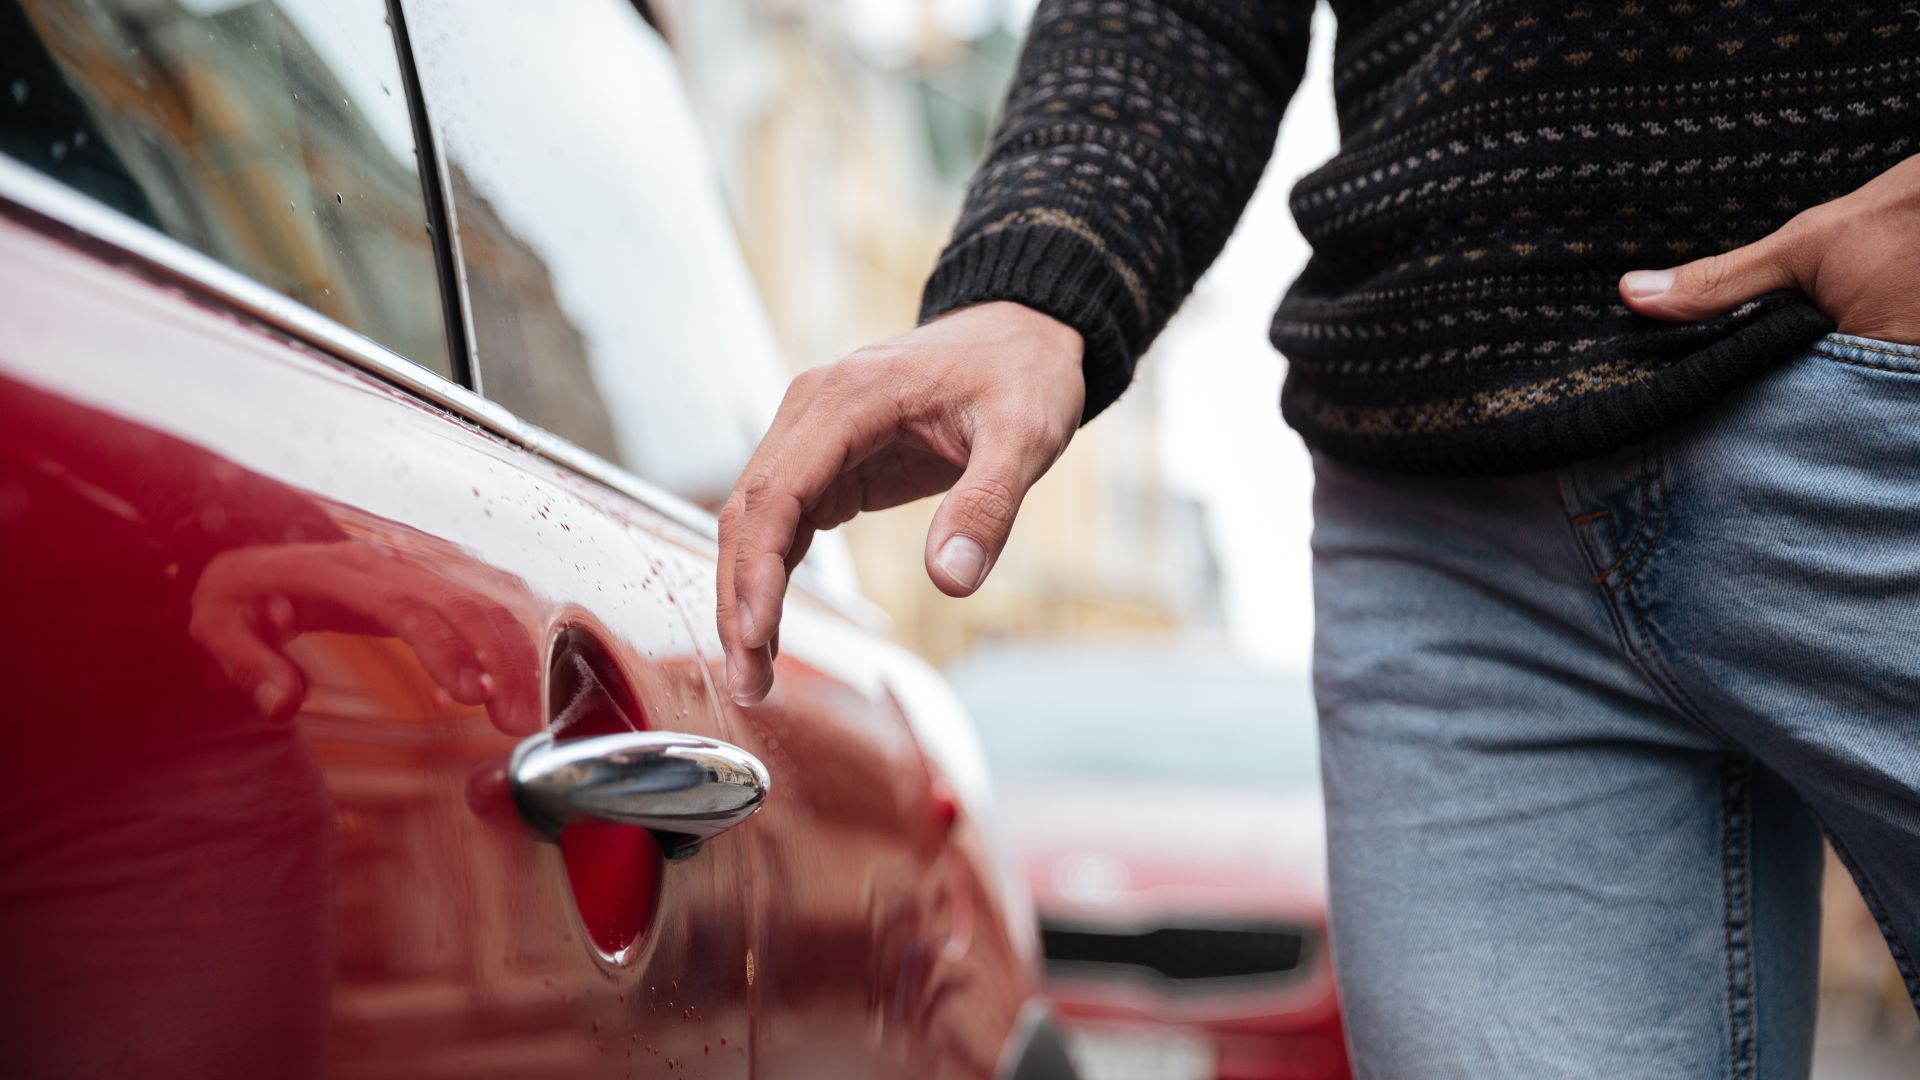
[385,0,473,390]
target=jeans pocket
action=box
[1815,332,1920,374]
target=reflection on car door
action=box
[0,0,774,1052]
[0,211,759,1077]
[396,3,1036,1074]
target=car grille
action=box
[1040,922,1308,982]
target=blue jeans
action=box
[1311,333,1920,1079]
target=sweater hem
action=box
[1281,300,1837,476]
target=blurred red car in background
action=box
[950,645,1352,1080]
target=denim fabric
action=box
[1311,334,1920,1079]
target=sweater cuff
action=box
[919,223,1144,425]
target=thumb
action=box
[925,439,1046,598]
[1619,229,1808,323]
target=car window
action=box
[1,0,452,378]
[948,650,1324,792]
[401,0,787,510]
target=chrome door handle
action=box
[509,731,769,858]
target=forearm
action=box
[921,0,1314,422]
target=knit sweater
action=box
[919,0,1919,474]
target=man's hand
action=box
[1620,155,1920,343]
[717,301,1086,706]
[190,540,540,732]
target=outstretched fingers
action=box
[719,370,899,705]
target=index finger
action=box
[725,376,902,704]
[715,369,828,703]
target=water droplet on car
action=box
[11,79,28,105]
[49,140,66,161]
[73,131,87,148]
[335,192,343,203]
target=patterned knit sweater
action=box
[919,0,1919,474]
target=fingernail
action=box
[255,682,286,717]
[737,600,758,645]
[936,535,988,591]
[732,644,773,707]
[730,677,760,708]
[728,652,757,707]
[1622,269,1676,299]
[459,667,488,703]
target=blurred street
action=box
[6,0,1916,1075]
[650,1,1920,1076]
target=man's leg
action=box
[1606,333,1920,1019]
[1312,454,1824,1080]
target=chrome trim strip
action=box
[0,154,884,627]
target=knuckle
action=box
[741,462,780,509]
[1687,253,1738,297]
[1789,201,1846,236]
[818,356,863,393]
[822,349,895,401]
[781,366,827,408]
[999,400,1061,449]
[958,475,1020,532]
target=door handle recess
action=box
[509,731,769,859]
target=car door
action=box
[394,2,1042,1074]
[0,2,755,1076]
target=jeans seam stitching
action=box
[1822,823,1920,1010]
[1814,345,1920,375]
[1719,755,1757,1080]
[1818,336,1920,360]
[1606,437,1669,595]
[1607,440,1656,585]
[1565,442,1658,588]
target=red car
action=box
[0,1,1073,1077]
[949,645,1352,1080]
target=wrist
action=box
[990,301,1085,362]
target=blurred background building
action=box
[659,0,1236,665]
[648,0,1914,1074]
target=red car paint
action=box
[0,204,1040,1080]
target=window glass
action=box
[948,651,1322,792]
[1,0,451,377]
[402,0,787,509]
